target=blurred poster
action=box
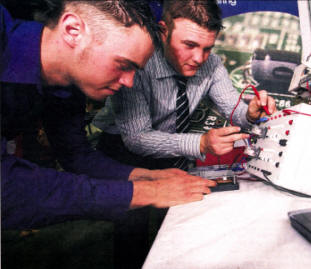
[218,0,298,18]
[190,0,305,133]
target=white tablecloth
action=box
[143,180,311,269]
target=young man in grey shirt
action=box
[95,0,276,170]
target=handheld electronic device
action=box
[244,103,311,195]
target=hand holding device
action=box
[200,126,249,155]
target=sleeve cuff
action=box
[179,133,205,160]
[83,179,134,220]
[238,105,253,129]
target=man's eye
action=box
[118,65,131,71]
[185,43,195,48]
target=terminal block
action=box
[241,125,268,138]
[244,103,311,195]
[244,146,261,159]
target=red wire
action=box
[230,84,261,126]
[282,109,311,117]
[231,84,311,125]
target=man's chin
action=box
[180,65,200,77]
[80,89,108,101]
[182,70,197,77]
[88,94,107,102]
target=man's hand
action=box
[129,167,189,181]
[247,90,277,121]
[200,126,249,155]
[130,173,216,208]
[145,168,189,179]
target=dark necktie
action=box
[175,76,190,133]
[174,76,190,170]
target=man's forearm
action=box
[2,154,133,230]
[123,131,203,159]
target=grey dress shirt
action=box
[107,48,250,161]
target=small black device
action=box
[288,208,311,243]
[209,176,239,192]
[189,165,240,192]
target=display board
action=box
[188,0,309,133]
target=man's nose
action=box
[192,49,205,65]
[119,71,135,88]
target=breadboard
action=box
[245,103,311,195]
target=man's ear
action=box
[60,12,85,48]
[158,20,168,43]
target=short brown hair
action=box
[32,0,162,46]
[162,0,223,33]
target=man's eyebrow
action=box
[115,58,142,70]
[204,44,215,50]
[182,40,199,46]
[182,40,215,50]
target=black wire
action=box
[260,172,311,198]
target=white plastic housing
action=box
[245,103,311,195]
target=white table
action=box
[143,180,311,269]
